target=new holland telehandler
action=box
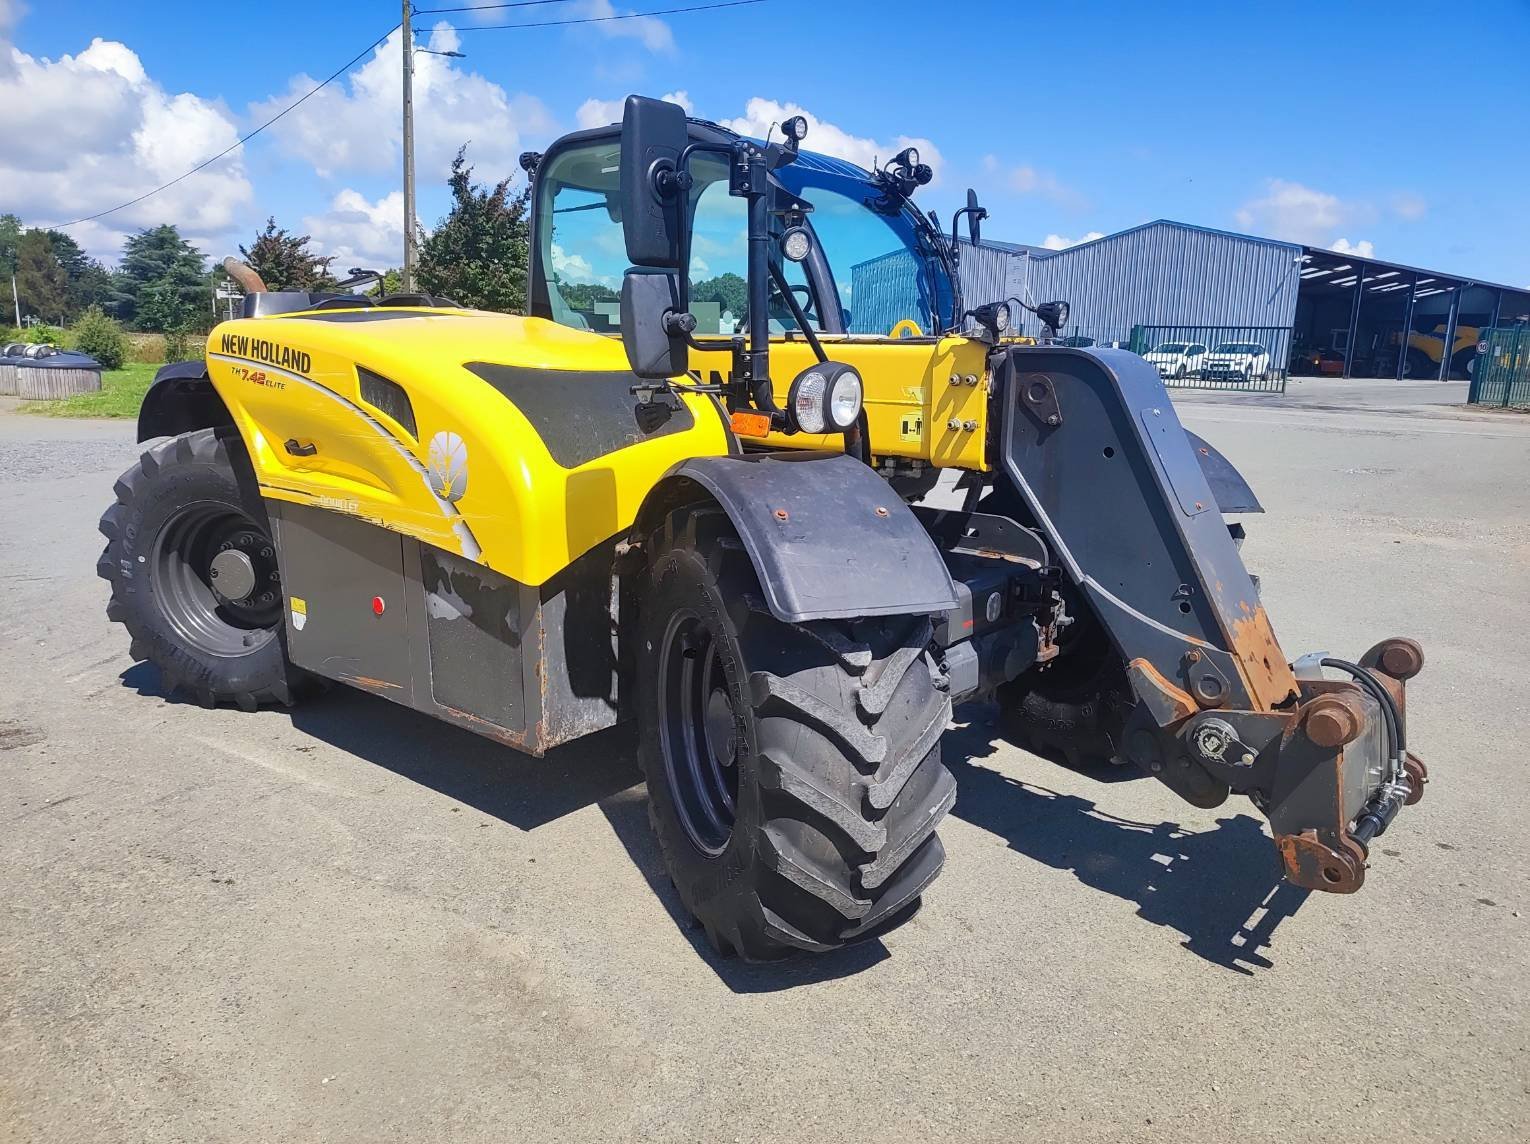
[100,96,1429,959]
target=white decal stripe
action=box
[209,352,482,561]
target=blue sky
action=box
[3,0,1527,286]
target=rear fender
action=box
[635,452,958,623]
[137,361,232,443]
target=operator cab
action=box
[524,118,958,345]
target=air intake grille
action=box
[358,367,417,438]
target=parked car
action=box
[1057,335,1095,347]
[1201,341,1271,382]
[1142,340,1207,378]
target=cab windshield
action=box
[532,136,954,338]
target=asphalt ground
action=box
[2,380,1527,1142]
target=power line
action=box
[416,1,576,13]
[420,0,767,33]
[47,22,403,231]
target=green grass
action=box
[19,362,161,418]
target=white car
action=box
[1142,341,1207,379]
[1200,342,1271,382]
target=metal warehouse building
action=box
[970,220,1530,382]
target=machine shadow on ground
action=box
[950,706,1312,975]
[122,662,640,832]
[120,664,1308,981]
[121,662,895,993]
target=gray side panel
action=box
[270,502,414,699]
[416,546,528,733]
[658,453,958,623]
[535,540,623,747]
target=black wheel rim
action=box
[153,501,282,657]
[657,611,739,857]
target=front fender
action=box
[136,360,232,442]
[638,452,957,623]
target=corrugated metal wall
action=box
[849,248,926,333]
[961,222,1304,343]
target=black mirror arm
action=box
[767,261,827,366]
[949,206,989,261]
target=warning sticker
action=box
[900,414,923,442]
[290,596,308,632]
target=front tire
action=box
[638,504,955,960]
[98,428,321,709]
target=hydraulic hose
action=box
[1320,656,1408,841]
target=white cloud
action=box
[549,241,617,287]
[253,24,554,182]
[444,0,673,49]
[574,0,675,53]
[1006,165,1084,208]
[717,98,944,184]
[303,189,405,269]
[1232,178,1385,249]
[576,90,692,131]
[1041,231,1105,251]
[0,34,251,261]
[1330,238,1375,258]
[1391,192,1426,221]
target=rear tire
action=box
[638,503,955,960]
[98,427,323,710]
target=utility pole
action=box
[401,0,416,292]
[11,273,19,329]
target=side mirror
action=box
[966,188,986,245]
[620,95,688,268]
[621,268,690,379]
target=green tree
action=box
[691,272,748,318]
[239,216,335,291]
[367,268,404,297]
[32,230,112,321]
[137,277,201,338]
[14,230,69,325]
[112,225,208,329]
[71,305,128,369]
[0,214,23,319]
[555,281,619,310]
[417,147,531,313]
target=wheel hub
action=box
[209,548,257,602]
[657,614,741,857]
[153,506,282,656]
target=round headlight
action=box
[788,362,862,435]
[791,369,829,434]
[827,367,862,431]
[995,302,1011,333]
[781,226,812,263]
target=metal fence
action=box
[1468,325,1530,409]
[1128,325,1291,393]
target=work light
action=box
[788,362,863,434]
[781,226,813,263]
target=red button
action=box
[371,596,385,615]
